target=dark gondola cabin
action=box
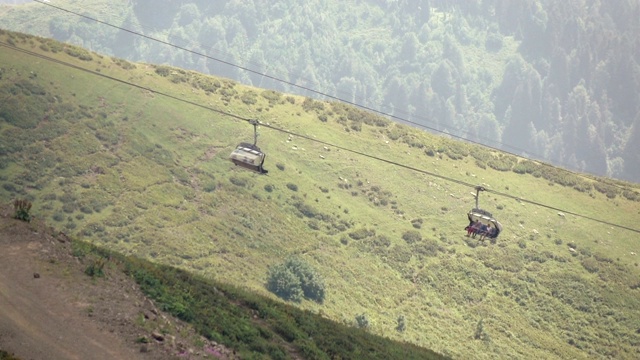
[465,186,503,241]
[467,208,502,238]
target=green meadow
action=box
[1,31,640,359]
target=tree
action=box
[474,319,490,342]
[431,61,456,100]
[266,257,326,303]
[266,264,303,302]
[396,315,406,332]
[400,32,419,61]
[355,313,370,329]
[622,114,640,182]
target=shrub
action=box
[396,315,406,332]
[372,235,391,247]
[593,182,618,199]
[412,239,444,257]
[487,155,517,171]
[229,176,248,187]
[266,264,303,302]
[349,121,362,132]
[13,199,32,222]
[402,230,422,244]
[240,91,258,105]
[276,163,285,171]
[512,160,538,174]
[355,313,369,329]
[266,257,325,303]
[52,212,64,222]
[286,183,298,191]
[474,319,490,341]
[2,181,19,193]
[85,258,106,277]
[203,182,216,192]
[155,65,172,77]
[64,45,93,61]
[443,142,469,160]
[261,90,281,104]
[386,124,407,140]
[581,257,599,273]
[302,97,324,112]
[292,201,318,218]
[264,184,274,192]
[348,228,375,240]
[622,190,640,201]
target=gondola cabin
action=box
[229,142,268,174]
[466,185,502,240]
[467,208,502,238]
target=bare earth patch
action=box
[0,206,237,360]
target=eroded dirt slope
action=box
[0,206,236,360]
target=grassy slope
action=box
[1,31,640,359]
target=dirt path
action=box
[0,207,236,360]
[0,249,139,360]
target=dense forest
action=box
[1,0,639,182]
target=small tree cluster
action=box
[266,257,325,303]
[13,199,32,222]
[474,319,490,342]
[396,314,406,332]
[355,313,369,329]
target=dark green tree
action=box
[622,114,640,182]
[266,257,326,304]
[266,264,304,303]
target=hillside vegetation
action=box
[1,31,640,359]
[0,0,638,182]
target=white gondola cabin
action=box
[229,120,268,174]
[229,142,268,174]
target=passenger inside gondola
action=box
[465,220,479,237]
[475,223,488,239]
[479,224,492,241]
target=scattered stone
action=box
[33,272,40,279]
[57,232,69,243]
[151,331,164,342]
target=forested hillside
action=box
[1,0,638,182]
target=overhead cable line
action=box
[30,0,634,192]
[1,40,638,234]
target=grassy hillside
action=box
[1,30,640,359]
